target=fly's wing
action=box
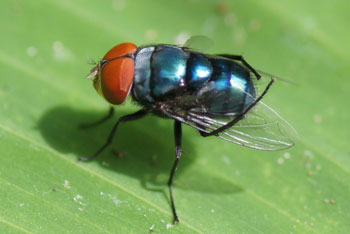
[187,100,297,151]
[162,73,297,151]
[183,36,214,52]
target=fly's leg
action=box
[200,78,275,137]
[79,107,114,129]
[168,120,182,223]
[198,129,217,137]
[216,54,261,80]
[79,109,148,161]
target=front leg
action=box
[79,109,148,161]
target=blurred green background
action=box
[0,0,349,233]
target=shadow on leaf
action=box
[37,106,243,195]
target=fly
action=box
[80,36,297,223]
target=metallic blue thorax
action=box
[132,45,256,115]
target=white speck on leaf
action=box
[149,224,155,231]
[74,194,83,201]
[26,46,37,56]
[316,164,322,170]
[277,158,284,164]
[304,150,314,159]
[166,223,174,229]
[29,143,40,152]
[19,203,25,207]
[102,193,126,207]
[53,41,71,60]
[284,152,291,159]
[313,114,322,124]
[222,155,230,165]
[73,194,87,206]
[63,180,71,189]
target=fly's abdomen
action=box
[196,58,256,115]
[185,53,213,89]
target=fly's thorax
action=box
[133,45,190,105]
[132,46,155,105]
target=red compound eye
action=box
[101,57,135,104]
[103,42,137,60]
[99,42,137,104]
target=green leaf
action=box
[1,0,349,233]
